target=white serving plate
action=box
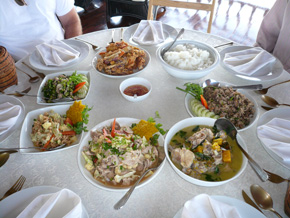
[184,81,259,131]
[123,23,178,47]
[92,47,151,79]
[0,186,89,218]
[219,46,284,82]
[29,40,90,73]
[77,117,165,192]
[164,117,248,187]
[37,71,91,105]
[0,96,25,144]
[19,105,83,154]
[256,107,290,170]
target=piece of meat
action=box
[187,128,214,148]
[171,148,195,169]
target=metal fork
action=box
[264,169,290,184]
[0,175,26,201]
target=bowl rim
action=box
[164,117,248,186]
[156,39,220,74]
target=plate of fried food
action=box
[92,41,151,78]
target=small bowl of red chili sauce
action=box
[119,77,152,102]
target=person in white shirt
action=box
[255,0,290,73]
[0,0,82,61]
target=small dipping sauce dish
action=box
[119,77,152,102]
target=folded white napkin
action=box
[17,189,83,218]
[257,118,290,161]
[36,39,80,66]
[0,102,21,136]
[181,194,241,218]
[132,20,165,45]
[223,47,275,76]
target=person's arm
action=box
[58,8,83,39]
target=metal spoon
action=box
[250,184,283,218]
[0,144,67,151]
[161,28,185,57]
[114,146,166,210]
[214,41,234,48]
[16,68,40,83]
[203,79,263,90]
[7,92,73,103]
[214,118,268,182]
[75,38,98,50]
[258,79,290,94]
[0,153,9,167]
[261,95,290,107]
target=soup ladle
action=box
[114,146,166,210]
[214,118,268,182]
[261,95,290,107]
[250,184,283,218]
[0,153,10,167]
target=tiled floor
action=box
[79,0,276,46]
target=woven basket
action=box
[0,46,18,92]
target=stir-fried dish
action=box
[42,71,89,103]
[82,118,163,187]
[169,125,243,181]
[96,41,146,75]
[30,101,91,151]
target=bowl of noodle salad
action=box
[78,117,165,191]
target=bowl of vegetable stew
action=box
[164,117,247,186]
[37,70,91,105]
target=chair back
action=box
[147,0,216,33]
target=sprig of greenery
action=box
[176,82,203,101]
[73,105,92,134]
[147,111,167,135]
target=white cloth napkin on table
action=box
[0,102,21,136]
[257,118,290,161]
[36,39,80,66]
[223,47,275,76]
[132,20,165,45]
[17,189,83,218]
[181,194,241,218]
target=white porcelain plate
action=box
[174,195,266,218]
[19,105,83,154]
[219,46,283,82]
[257,107,290,170]
[0,96,25,144]
[37,71,91,105]
[0,186,89,218]
[78,117,165,192]
[29,40,90,73]
[123,23,178,47]
[184,81,259,131]
[92,47,151,79]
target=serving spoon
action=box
[6,92,73,103]
[261,95,290,107]
[214,118,268,182]
[114,146,166,210]
[0,153,9,167]
[0,144,67,152]
[161,28,185,57]
[250,184,283,218]
[203,79,263,90]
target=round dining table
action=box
[0,27,289,218]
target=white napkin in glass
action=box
[257,118,290,161]
[132,20,165,45]
[181,194,241,218]
[0,102,21,136]
[17,189,83,218]
[36,39,80,66]
[223,47,275,76]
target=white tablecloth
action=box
[0,28,289,218]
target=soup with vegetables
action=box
[169,125,243,182]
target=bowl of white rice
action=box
[156,40,220,79]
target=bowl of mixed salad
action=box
[78,114,166,191]
[20,101,91,154]
[37,71,90,105]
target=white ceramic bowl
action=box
[119,77,152,102]
[77,118,165,192]
[92,47,151,78]
[164,117,248,187]
[156,40,220,80]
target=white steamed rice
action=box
[163,44,213,70]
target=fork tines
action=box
[0,175,26,201]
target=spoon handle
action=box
[270,208,283,218]
[237,141,269,182]
[232,84,263,90]
[161,28,185,56]
[114,168,156,210]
